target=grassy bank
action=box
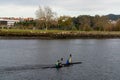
[0,29,120,39]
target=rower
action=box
[59,58,63,66]
[55,60,60,68]
[55,60,63,68]
[66,54,72,65]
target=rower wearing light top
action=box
[66,54,72,65]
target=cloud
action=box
[50,0,120,16]
[0,5,37,17]
[0,0,120,17]
[0,0,38,5]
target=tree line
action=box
[14,6,120,31]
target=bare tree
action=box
[35,6,56,30]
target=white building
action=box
[7,20,19,27]
[0,19,19,27]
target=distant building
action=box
[0,19,19,27]
[0,20,7,26]
[7,20,20,27]
[0,17,34,28]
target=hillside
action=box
[106,14,120,20]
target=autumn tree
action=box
[103,22,114,31]
[92,15,110,31]
[114,20,120,31]
[35,6,56,30]
[77,15,92,31]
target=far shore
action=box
[0,29,120,39]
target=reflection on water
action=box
[0,39,120,80]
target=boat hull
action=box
[42,62,82,69]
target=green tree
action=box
[15,20,36,29]
[58,16,72,30]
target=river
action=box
[0,39,120,80]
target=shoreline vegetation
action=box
[0,29,120,39]
[1,7,120,40]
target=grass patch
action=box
[0,29,120,39]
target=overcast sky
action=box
[0,0,120,18]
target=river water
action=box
[0,39,120,80]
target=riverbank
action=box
[0,29,120,39]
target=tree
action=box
[77,15,92,31]
[14,20,36,29]
[35,6,56,30]
[58,16,73,30]
[92,15,110,31]
[114,20,120,31]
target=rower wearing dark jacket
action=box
[60,58,63,66]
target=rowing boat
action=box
[42,62,82,69]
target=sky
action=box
[0,0,120,18]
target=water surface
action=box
[0,39,120,80]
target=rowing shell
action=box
[42,62,82,69]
